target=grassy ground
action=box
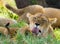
[0,0,60,44]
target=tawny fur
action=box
[19,26,32,35]
[0,17,17,26]
[8,27,18,38]
[5,4,45,15]
[44,8,60,28]
[0,27,8,36]
[0,26,18,37]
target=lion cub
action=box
[5,4,60,28]
[5,4,45,23]
[20,13,57,37]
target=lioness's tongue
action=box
[32,27,39,35]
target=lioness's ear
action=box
[26,13,32,18]
[48,18,57,24]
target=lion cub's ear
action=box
[26,13,32,18]
[48,18,57,24]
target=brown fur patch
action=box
[0,27,8,36]
[44,8,60,28]
[0,26,18,38]
[0,18,17,26]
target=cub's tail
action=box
[5,4,23,16]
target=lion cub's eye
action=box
[34,17,37,19]
[42,19,47,22]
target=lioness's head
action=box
[27,13,57,36]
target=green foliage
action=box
[29,0,38,5]
[0,5,18,20]
[0,0,18,20]
[10,21,27,28]
[54,28,60,40]
[5,0,16,6]
[7,11,18,20]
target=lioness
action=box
[20,13,57,37]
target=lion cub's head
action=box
[27,13,57,36]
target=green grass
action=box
[0,0,60,44]
[54,28,60,40]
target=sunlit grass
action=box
[54,28,60,40]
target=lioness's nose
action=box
[35,23,40,26]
